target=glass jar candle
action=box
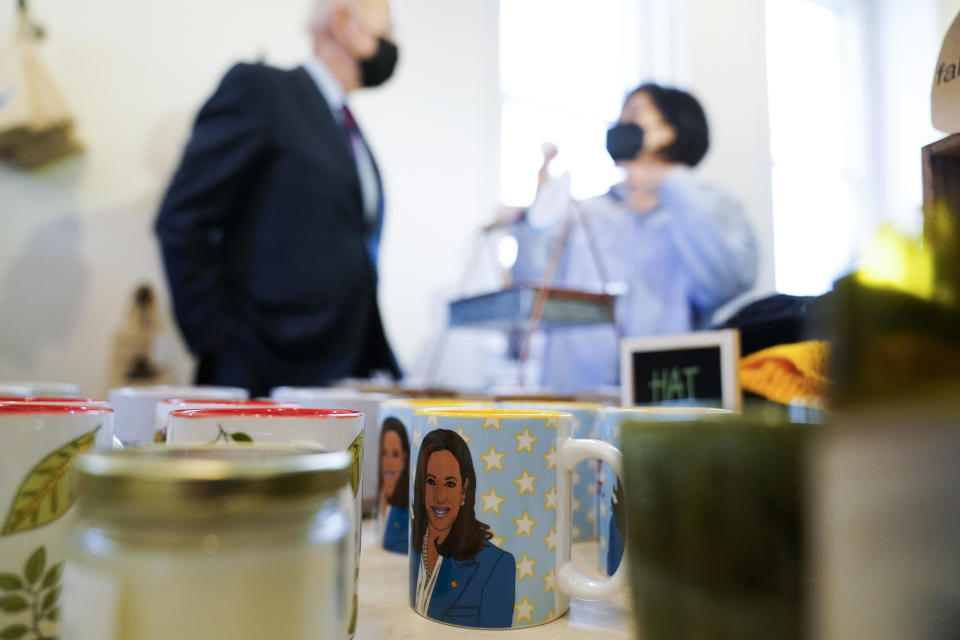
[62,445,354,640]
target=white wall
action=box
[685,0,776,301]
[866,0,942,235]
[356,1,501,385]
[943,0,960,35]
[0,0,500,395]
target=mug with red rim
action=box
[108,385,249,445]
[166,406,367,635]
[153,398,299,443]
[0,403,115,639]
[0,399,122,450]
[270,386,395,515]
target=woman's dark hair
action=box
[412,429,491,560]
[378,417,409,509]
[630,83,709,167]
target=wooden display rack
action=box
[433,202,618,387]
[922,133,960,303]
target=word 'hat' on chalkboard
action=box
[619,329,741,410]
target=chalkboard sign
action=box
[619,329,741,410]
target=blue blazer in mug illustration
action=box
[382,505,408,554]
[606,513,625,575]
[606,474,626,575]
[410,541,516,628]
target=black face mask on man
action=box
[360,37,399,87]
[606,122,644,161]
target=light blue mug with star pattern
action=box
[499,401,603,543]
[407,408,624,630]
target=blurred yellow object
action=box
[739,340,830,404]
[856,224,935,301]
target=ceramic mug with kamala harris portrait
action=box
[377,399,491,554]
[408,408,624,630]
[596,406,731,576]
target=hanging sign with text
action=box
[619,329,741,410]
[933,10,960,133]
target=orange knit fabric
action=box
[739,340,830,404]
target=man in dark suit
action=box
[155,0,401,397]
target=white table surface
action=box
[355,519,634,638]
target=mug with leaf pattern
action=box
[0,404,115,640]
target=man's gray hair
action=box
[307,0,357,32]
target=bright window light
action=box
[765,0,863,295]
[499,0,641,206]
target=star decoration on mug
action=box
[544,485,557,511]
[516,553,536,580]
[543,526,558,552]
[489,529,505,548]
[599,534,608,550]
[514,510,536,537]
[544,445,558,470]
[426,415,439,429]
[481,445,505,472]
[546,417,558,430]
[514,469,537,495]
[514,595,536,623]
[573,497,581,513]
[542,608,556,624]
[455,426,472,443]
[480,487,506,514]
[483,417,501,431]
[412,427,422,447]
[543,568,557,594]
[572,469,582,485]
[586,508,597,523]
[600,501,609,518]
[514,427,537,453]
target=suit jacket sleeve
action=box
[479,550,516,628]
[155,63,269,356]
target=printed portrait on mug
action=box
[379,417,410,553]
[409,429,516,628]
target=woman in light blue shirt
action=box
[517,83,758,393]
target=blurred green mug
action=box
[621,411,817,640]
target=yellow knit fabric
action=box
[739,340,830,404]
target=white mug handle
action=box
[112,436,124,450]
[557,437,625,600]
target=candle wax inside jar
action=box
[64,537,348,640]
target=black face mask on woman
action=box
[606,122,644,161]
[360,37,399,87]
